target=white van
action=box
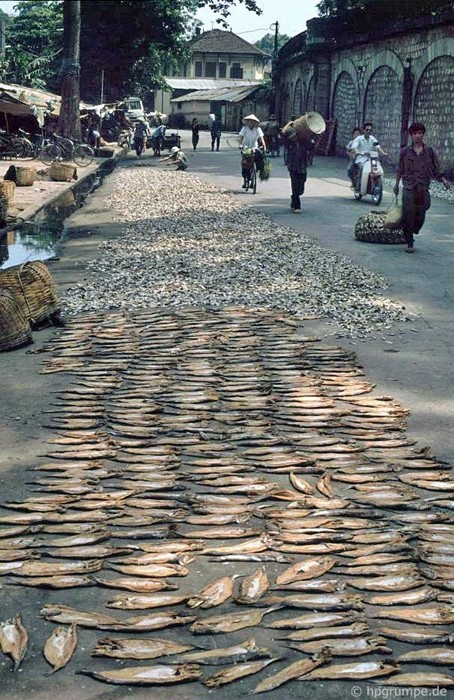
[123,96,145,122]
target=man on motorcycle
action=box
[351,122,387,188]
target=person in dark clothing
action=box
[394,122,450,253]
[211,117,222,151]
[191,118,200,151]
[281,117,309,212]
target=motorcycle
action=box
[354,149,383,205]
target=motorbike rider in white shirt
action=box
[351,122,387,188]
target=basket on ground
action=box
[0,261,60,327]
[15,166,36,187]
[0,180,16,205]
[0,288,33,351]
[354,210,406,244]
[50,162,77,182]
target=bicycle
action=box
[40,132,94,167]
[241,146,262,194]
[0,130,34,160]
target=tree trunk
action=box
[57,0,81,141]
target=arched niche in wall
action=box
[331,70,357,156]
[306,75,315,112]
[293,78,303,117]
[412,41,454,164]
[364,64,401,159]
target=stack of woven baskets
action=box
[354,210,406,244]
[0,261,61,351]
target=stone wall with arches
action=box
[276,22,454,173]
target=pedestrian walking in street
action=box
[281,116,310,213]
[210,116,222,151]
[191,118,200,151]
[159,146,188,171]
[133,118,150,158]
[394,122,450,253]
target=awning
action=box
[165,78,262,91]
[0,81,94,118]
[171,84,262,104]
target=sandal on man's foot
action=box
[406,245,414,253]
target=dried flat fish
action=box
[9,575,95,589]
[91,636,196,659]
[375,605,454,625]
[379,626,454,644]
[0,613,28,670]
[43,623,77,675]
[265,611,364,630]
[348,574,423,592]
[10,560,102,577]
[286,636,392,657]
[187,574,240,609]
[276,622,369,642]
[189,606,281,634]
[275,557,336,585]
[378,672,454,687]
[250,650,330,694]
[203,658,280,688]
[93,576,179,593]
[106,562,189,578]
[179,637,272,665]
[397,648,454,665]
[264,593,364,611]
[300,660,400,681]
[236,567,270,604]
[79,663,202,685]
[368,587,437,606]
[105,593,189,610]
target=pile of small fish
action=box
[1,307,453,692]
[60,168,411,338]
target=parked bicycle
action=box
[40,132,94,167]
[0,129,35,160]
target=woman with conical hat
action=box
[238,115,266,189]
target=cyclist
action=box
[238,114,266,188]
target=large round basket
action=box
[354,210,406,244]
[0,180,16,205]
[50,162,77,182]
[15,166,36,187]
[0,261,60,328]
[293,111,326,143]
[0,288,33,351]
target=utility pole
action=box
[269,21,279,116]
[56,0,81,141]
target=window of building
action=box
[230,63,243,79]
[205,62,216,78]
[219,62,227,78]
[195,61,202,77]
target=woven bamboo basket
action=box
[0,192,8,228]
[0,180,16,205]
[49,162,77,182]
[0,261,60,327]
[354,210,406,244]
[0,288,33,351]
[15,166,36,187]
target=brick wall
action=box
[276,21,454,175]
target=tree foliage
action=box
[0,1,63,89]
[3,0,263,103]
[254,33,290,56]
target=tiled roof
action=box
[189,29,269,57]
